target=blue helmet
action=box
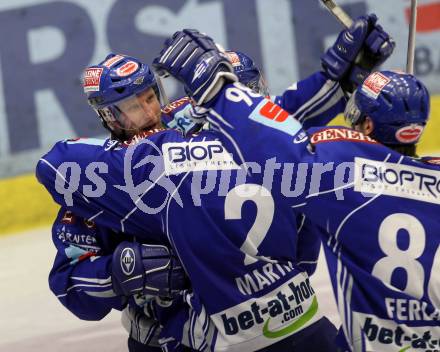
[83,53,160,134]
[344,71,430,145]
[225,51,269,96]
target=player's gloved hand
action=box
[321,14,395,92]
[111,241,189,298]
[185,105,210,125]
[153,29,238,106]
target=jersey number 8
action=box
[372,213,440,307]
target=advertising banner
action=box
[0,0,438,177]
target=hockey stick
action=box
[322,0,418,75]
[406,0,418,74]
[320,0,353,28]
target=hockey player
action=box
[329,69,432,351]
[161,50,271,136]
[49,51,336,351]
[50,209,190,351]
[50,54,193,352]
[48,52,285,352]
[37,16,397,351]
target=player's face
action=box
[116,87,162,133]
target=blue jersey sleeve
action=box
[36,133,178,240]
[49,208,126,320]
[273,71,347,129]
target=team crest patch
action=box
[395,124,424,144]
[83,67,103,92]
[102,54,124,68]
[361,72,391,99]
[116,61,139,77]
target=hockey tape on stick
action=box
[320,0,353,28]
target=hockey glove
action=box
[321,14,395,93]
[153,29,238,106]
[111,242,188,298]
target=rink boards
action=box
[0,95,439,235]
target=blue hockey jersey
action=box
[40,73,345,350]
[37,96,321,352]
[47,70,344,325]
[38,81,440,351]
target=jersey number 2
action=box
[225,184,275,265]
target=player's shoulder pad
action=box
[308,126,378,145]
[161,96,192,115]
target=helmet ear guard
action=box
[95,107,118,127]
[344,92,364,126]
[94,106,125,138]
[245,74,269,96]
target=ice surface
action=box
[0,227,339,351]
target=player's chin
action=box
[122,124,145,139]
[141,116,161,131]
[125,122,154,135]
